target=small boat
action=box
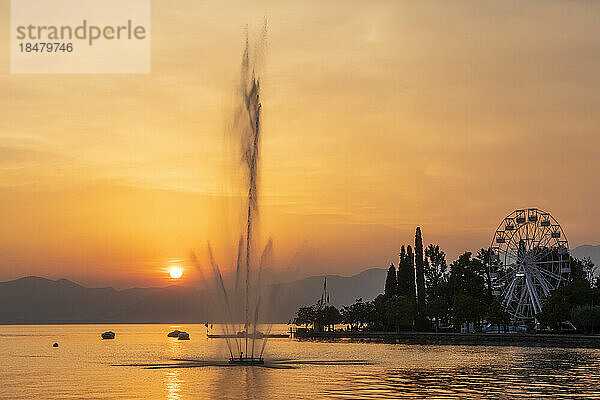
[101,331,115,339]
[167,330,181,338]
[177,332,190,340]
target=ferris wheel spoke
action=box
[531,216,541,249]
[504,243,520,257]
[535,225,550,246]
[497,263,517,276]
[531,245,550,261]
[542,230,561,252]
[537,266,563,283]
[503,240,519,259]
[515,228,524,248]
[531,240,555,260]
[534,245,556,262]
[528,223,536,252]
[531,268,552,296]
[494,268,515,284]
[504,251,519,263]
[537,234,556,253]
[494,275,512,288]
[503,277,518,308]
[515,282,528,319]
[524,273,542,315]
[504,226,522,252]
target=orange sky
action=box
[1,0,599,288]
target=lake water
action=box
[1,324,600,399]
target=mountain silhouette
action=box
[572,244,600,272]
[0,268,386,324]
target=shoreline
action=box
[0,321,236,325]
[294,330,600,349]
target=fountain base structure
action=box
[228,355,265,365]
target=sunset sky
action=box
[1,0,599,288]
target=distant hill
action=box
[572,244,600,271]
[263,268,387,322]
[0,268,386,324]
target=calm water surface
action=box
[1,324,600,399]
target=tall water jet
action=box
[194,24,271,365]
[240,30,262,360]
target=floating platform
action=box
[208,333,289,339]
[228,356,264,365]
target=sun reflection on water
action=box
[165,369,182,400]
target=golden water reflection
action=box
[165,369,182,400]
[2,325,600,399]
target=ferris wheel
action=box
[489,208,570,324]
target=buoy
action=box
[53,342,58,347]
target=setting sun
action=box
[169,267,183,279]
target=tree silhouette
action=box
[424,244,448,301]
[449,252,488,329]
[397,245,411,296]
[476,248,494,303]
[415,227,426,324]
[293,305,316,329]
[424,244,449,328]
[384,263,398,297]
[407,245,415,299]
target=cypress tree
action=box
[415,227,426,322]
[385,263,398,297]
[407,245,415,299]
[397,246,409,296]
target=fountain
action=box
[115,23,373,374]
[192,24,271,366]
